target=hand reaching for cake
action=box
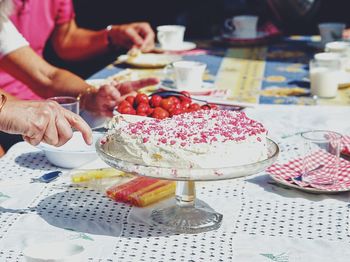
[82,78,159,116]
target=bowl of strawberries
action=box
[115,91,218,120]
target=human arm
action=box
[0,46,159,115]
[0,97,92,146]
[0,46,92,98]
[0,89,17,101]
[50,20,155,61]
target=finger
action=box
[104,100,119,109]
[137,23,155,38]
[137,24,155,51]
[141,41,155,53]
[99,84,120,101]
[62,109,93,145]
[55,115,74,147]
[42,113,60,146]
[125,28,144,48]
[24,116,48,146]
[23,134,44,146]
[117,78,160,95]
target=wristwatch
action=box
[105,25,114,49]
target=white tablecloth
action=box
[1,105,350,261]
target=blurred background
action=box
[44,0,350,78]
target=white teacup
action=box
[170,61,206,91]
[318,23,345,45]
[325,41,350,54]
[225,15,258,38]
[157,25,185,49]
[314,52,341,64]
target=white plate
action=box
[159,81,215,95]
[117,53,181,68]
[156,41,197,52]
[269,174,350,194]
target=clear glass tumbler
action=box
[301,130,342,185]
[48,96,79,114]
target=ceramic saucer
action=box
[156,42,197,52]
[159,81,215,95]
[116,53,182,68]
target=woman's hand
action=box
[84,77,159,116]
[107,22,155,52]
[0,100,92,146]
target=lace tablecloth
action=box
[1,105,350,262]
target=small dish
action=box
[116,53,182,68]
[269,175,350,194]
[159,81,215,95]
[155,41,197,52]
[37,132,103,169]
[23,242,84,262]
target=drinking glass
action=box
[309,58,341,98]
[48,96,79,114]
[301,130,342,185]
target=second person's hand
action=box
[83,77,159,116]
[107,22,156,53]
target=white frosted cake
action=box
[103,110,268,168]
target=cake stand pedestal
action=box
[151,181,222,233]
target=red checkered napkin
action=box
[267,149,350,191]
[164,49,208,56]
[342,135,350,155]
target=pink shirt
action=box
[0,0,75,100]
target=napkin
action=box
[267,149,350,191]
[341,135,350,155]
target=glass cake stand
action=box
[96,138,279,234]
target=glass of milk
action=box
[309,58,341,98]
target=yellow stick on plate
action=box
[132,182,176,207]
[71,168,127,183]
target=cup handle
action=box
[224,19,235,32]
[157,31,165,45]
[162,63,175,84]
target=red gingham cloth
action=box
[267,149,350,191]
[164,49,208,56]
[342,135,350,155]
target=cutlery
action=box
[31,171,62,183]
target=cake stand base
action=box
[151,181,222,234]
[151,203,223,234]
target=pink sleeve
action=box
[56,0,75,25]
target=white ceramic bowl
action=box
[38,132,102,169]
[23,242,84,262]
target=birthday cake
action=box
[103,110,268,168]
